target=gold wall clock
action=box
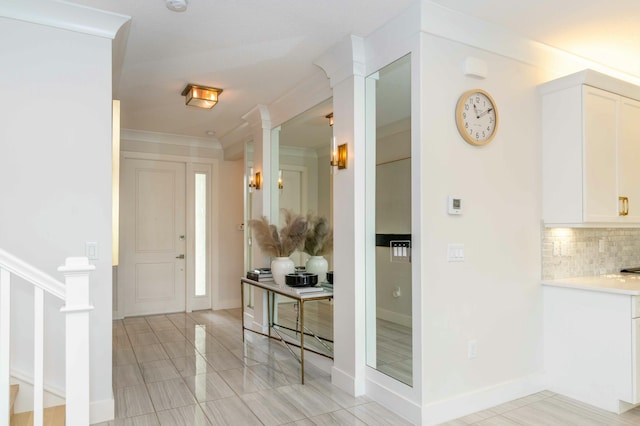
[455,89,498,146]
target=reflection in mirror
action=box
[365,54,412,385]
[268,98,335,357]
[244,141,255,309]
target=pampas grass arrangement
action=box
[303,214,333,256]
[249,210,308,257]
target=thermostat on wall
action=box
[448,196,462,215]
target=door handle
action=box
[619,196,629,216]
[176,254,185,259]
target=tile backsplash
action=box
[542,227,640,280]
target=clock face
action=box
[455,89,498,146]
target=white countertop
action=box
[542,274,640,295]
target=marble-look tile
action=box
[281,420,316,426]
[476,415,523,425]
[203,349,245,371]
[229,345,272,366]
[309,409,368,425]
[115,384,155,419]
[114,334,132,349]
[114,364,144,388]
[182,372,235,402]
[217,367,272,395]
[139,359,181,383]
[192,335,227,355]
[124,322,152,335]
[275,384,342,418]
[501,398,614,425]
[129,331,160,347]
[153,328,185,343]
[92,413,160,426]
[133,343,169,363]
[200,396,263,426]
[305,378,371,409]
[248,362,295,388]
[347,402,414,426]
[114,348,138,366]
[171,354,215,377]
[240,388,307,426]
[156,404,212,426]
[146,378,197,411]
[457,408,499,423]
[161,339,199,359]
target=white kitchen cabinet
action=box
[541,70,640,225]
[543,279,640,413]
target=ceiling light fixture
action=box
[166,0,188,12]
[181,84,223,109]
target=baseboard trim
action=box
[376,308,412,328]
[331,365,365,396]
[421,373,545,425]
[91,397,115,424]
[365,370,420,425]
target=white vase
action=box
[305,255,328,283]
[271,256,295,286]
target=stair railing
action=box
[0,250,94,426]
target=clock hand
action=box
[477,107,493,118]
[473,103,479,119]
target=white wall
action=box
[419,33,544,406]
[215,158,245,309]
[0,16,116,420]
[314,1,640,424]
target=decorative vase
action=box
[305,255,328,283]
[271,256,295,286]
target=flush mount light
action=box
[181,84,223,109]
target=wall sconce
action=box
[330,137,348,169]
[278,170,283,190]
[181,84,223,109]
[326,112,334,126]
[254,171,262,190]
[248,167,262,191]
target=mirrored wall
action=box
[365,54,413,385]
[268,98,335,357]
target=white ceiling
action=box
[67,0,640,149]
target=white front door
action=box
[120,159,186,316]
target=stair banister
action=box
[59,257,95,426]
[0,250,94,426]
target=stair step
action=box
[10,405,65,426]
[10,384,18,418]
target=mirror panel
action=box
[268,98,334,357]
[365,54,412,386]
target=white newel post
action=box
[58,257,95,426]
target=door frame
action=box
[115,151,219,319]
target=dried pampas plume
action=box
[248,210,308,257]
[303,214,333,256]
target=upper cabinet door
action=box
[618,97,640,222]
[583,87,618,223]
[542,77,640,226]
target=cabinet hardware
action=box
[619,196,629,216]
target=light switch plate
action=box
[85,242,99,260]
[447,243,464,262]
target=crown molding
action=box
[0,0,130,40]
[121,129,223,150]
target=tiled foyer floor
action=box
[95,308,412,425]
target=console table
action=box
[240,277,333,384]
